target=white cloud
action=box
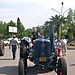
[0,8,15,13]
[0,0,75,29]
[1,0,18,4]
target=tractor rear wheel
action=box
[57,57,67,75]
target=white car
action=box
[4,39,10,46]
[4,38,13,46]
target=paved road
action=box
[0,46,19,75]
[0,46,75,75]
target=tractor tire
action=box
[57,57,67,75]
[18,58,26,75]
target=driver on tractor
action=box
[31,27,41,43]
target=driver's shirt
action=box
[32,32,38,39]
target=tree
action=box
[17,17,25,38]
[66,8,75,42]
[67,8,73,24]
[43,20,50,38]
[0,21,8,38]
[25,28,32,37]
[50,15,61,39]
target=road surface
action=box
[0,46,75,75]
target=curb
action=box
[67,48,75,50]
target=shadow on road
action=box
[26,65,53,75]
[0,66,18,75]
[70,64,75,66]
[0,58,13,60]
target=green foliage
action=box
[25,28,32,37]
[0,21,8,38]
[0,18,25,39]
[17,17,25,38]
[66,8,75,42]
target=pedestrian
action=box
[61,37,67,56]
[10,35,18,60]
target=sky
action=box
[0,0,75,29]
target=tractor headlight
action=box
[29,53,33,58]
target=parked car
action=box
[4,39,10,46]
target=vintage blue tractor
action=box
[18,26,67,75]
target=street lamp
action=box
[51,8,60,15]
[51,2,70,39]
[51,2,70,56]
[61,2,64,16]
[62,8,71,16]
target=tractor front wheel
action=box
[18,58,27,75]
